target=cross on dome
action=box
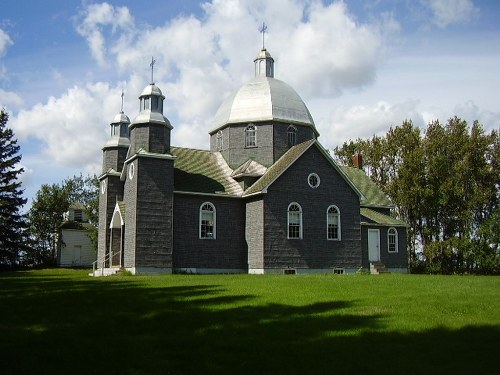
[259,22,268,49]
[150,56,156,84]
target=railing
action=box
[91,249,122,277]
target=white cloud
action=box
[325,100,426,147]
[76,2,135,66]
[0,89,23,111]
[11,82,120,172]
[423,0,479,28]
[0,28,13,57]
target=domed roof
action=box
[112,112,130,125]
[211,76,315,132]
[140,83,164,98]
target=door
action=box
[72,245,82,266]
[368,229,380,262]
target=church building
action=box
[96,46,408,276]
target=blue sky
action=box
[1,0,499,208]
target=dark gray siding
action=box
[173,194,247,270]
[262,146,361,270]
[123,156,174,269]
[129,123,171,154]
[226,123,274,168]
[273,123,315,161]
[102,147,128,173]
[361,225,408,269]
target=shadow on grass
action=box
[0,271,498,375]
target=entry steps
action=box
[89,267,121,277]
[370,262,389,274]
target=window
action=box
[308,173,320,188]
[245,124,256,147]
[388,227,398,253]
[327,205,341,240]
[216,130,223,151]
[200,202,216,239]
[288,203,302,239]
[287,126,297,146]
[151,96,158,111]
[73,209,83,222]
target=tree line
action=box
[335,117,499,274]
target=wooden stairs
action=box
[370,262,390,274]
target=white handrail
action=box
[91,249,122,277]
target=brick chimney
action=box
[352,153,363,169]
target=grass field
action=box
[0,269,499,375]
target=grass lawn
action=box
[0,269,499,375]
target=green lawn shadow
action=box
[0,271,498,374]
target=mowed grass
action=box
[0,269,498,375]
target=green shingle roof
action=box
[360,207,407,226]
[341,166,393,208]
[171,147,243,195]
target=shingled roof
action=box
[340,166,393,208]
[360,207,407,227]
[171,147,243,196]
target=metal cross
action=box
[150,56,156,84]
[120,89,124,113]
[259,22,268,49]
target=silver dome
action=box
[211,76,315,132]
[112,112,131,125]
[140,83,164,98]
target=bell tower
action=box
[122,58,176,274]
[97,92,130,267]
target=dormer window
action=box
[74,209,83,222]
[288,126,297,146]
[245,124,256,147]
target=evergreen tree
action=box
[0,109,28,266]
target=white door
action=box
[368,229,380,262]
[72,245,82,266]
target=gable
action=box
[244,139,363,199]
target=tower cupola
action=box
[254,48,274,78]
[129,58,172,154]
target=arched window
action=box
[216,130,223,151]
[327,205,341,240]
[245,124,256,147]
[199,202,216,239]
[388,227,398,253]
[288,126,297,146]
[288,203,303,239]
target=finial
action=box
[150,56,156,84]
[120,89,124,114]
[259,22,268,49]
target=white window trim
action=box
[287,202,303,239]
[216,130,223,151]
[388,227,398,253]
[308,173,320,188]
[245,124,257,148]
[326,205,341,241]
[199,202,216,240]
